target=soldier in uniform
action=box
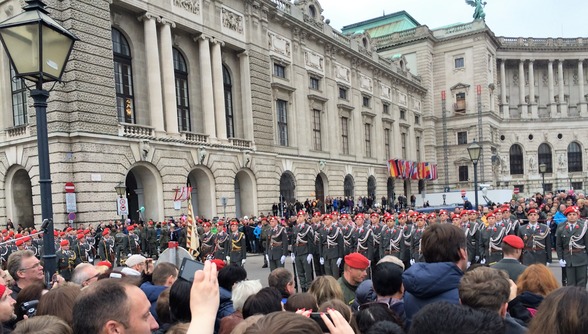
[500,207,519,235]
[266,216,288,271]
[380,213,404,259]
[146,221,158,258]
[319,214,344,279]
[98,229,115,263]
[310,212,324,276]
[24,236,38,258]
[0,237,11,269]
[438,210,450,224]
[73,233,90,263]
[410,214,427,263]
[427,213,437,225]
[199,222,215,260]
[291,210,314,292]
[339,214,356,257]
[354,213,373,263]
[226,219,246,267]
[480,212,506,265]
[368,212,383,264]
[518,208,552,265]
[128,225,141,255]
[556,206,588,287]
[56,239,78,281]
[398,213,413,270]
[214,221,229,261]
[139,224,148,256]
[160,221,170,252]
[463,210,482,265]
[114,228,130,266]
[85,229,96,262]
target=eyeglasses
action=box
[19,262,42,272]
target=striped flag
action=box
[389,159,399,178]
[186,196,200,258]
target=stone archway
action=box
[344,174,354,198]
[235,169,257,218]
[279,171,296,203]
[125,164,164,223]
[367,175,377,199]
[387,177,395,208]
[188,167,216,220]
[5,166,34,227]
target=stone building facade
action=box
[0,0,425,227]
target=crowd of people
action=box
[0,190,587,333]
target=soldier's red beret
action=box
[503,235,524,249]
[76,233,85,240]
[15,240,24,246]
[97,260,112,269]
[297,210,306,217]
[527,208,538,214]
[211,259,225,271]
[102,228,110,236]
[202,222,211,228]
[564,206,580,216]
[344,253,370,270]
[486,212,495,218]
[60,240,69,246]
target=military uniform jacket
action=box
[463,222,482,260]
[400,224,413,262]
[410,228,426,261]
[380,225,404,257]
[114,232,130,256]
[200,232,216,259]
[56,249,78,280]
[214,231,230,259]
[312,224,323,256]
[319,225,344,260]
[147,227,157,244]
[266,226,288,260]
[340,224,356,255]
[481,225,506,263]
[226,232,247,262]
[500,218,519,236]
[355,224,373,260]
[98,238,114,262]
[160,227,170,248]
[370,223,384,249]
[129,234,141,254]
[518,223,552,264]
[73,242,90,263]
[556,220,588,267]
[291,222,314,256]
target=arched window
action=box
[509,144,524,175]
[223,65,235,138]
[10,66,27,126]
[112,28,135,123]
[538,143,553,173]
[344,175,354,198]
[568,142,583,172]
[173,48,190,131]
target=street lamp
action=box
[539,163,547,198]
[115,182,126,222]
[467,140,481,211]
[0,0,78,285]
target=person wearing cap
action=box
[98,228,115,263]
[319,214,344,279]
[397,213,413,270]
[127,225,141,255]
[380,213,404,261]
[462,210,482,265]
[114,228,130,266]
[339,213,356,259]
[73,233,91,263]
[338,252,370,305]
[146,220,158,258]
[56,239,78,281]
[491,235,527,282]
[123,254,149,276]
[290,210,314,292]
[266,216,288,271]
[480,212,506,265]
[159,220,170,253]
[259,217,271,268]
[556,206,588,287]
[311,212,324,276]
[226,219,247,267]
[200,222,216,260]
[354,213,373,264]
[410,215,427,264]
[214,221,230,262]
[0,282,16,326]
[369,212,384,264]
[518,208,552,266]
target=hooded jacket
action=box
[402,262,464,328]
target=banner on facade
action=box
[387,159,438,180]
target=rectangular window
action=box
[310,77,320,90]
[572,182,583,191]
[339,87,348,100]
[176,76,191,132]
[414,115,420,125]
[457,131,468,145]
[341,117,349,155]
[383,103,390,114]
[362,96,371,108]
[544,183,553,192]
[364,123,372,158]
[312,109,322,151]
[277,99,288,146]
[416,136,421,161]
[401,133,407,159]
[384,129,390,157]
[114,59,135,123]
[274,63,286,78]
[455,57,465,69]
[458,166,469,182]
[455,92,466,112]
[10,66,28,126]
[400,109,406,120]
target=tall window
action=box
[458,166,469,182]
[416,136,421,161]
[400,109,406,120]
[112,28,134,123]
[223,65,235,138]
[173,48,190,132]
[362,96,371,108]
[364,124,372,158]
[383,103,390,114]
[277,99,288,146]
[339,87,348,100]
[538,143,553,173]
[384,128,390,157]
[509,144,524,175]
[341,117,349,155]
[568,142,583,172]
[401,133,407,159]
[274,63,285,78]
[312,109,322,151]
[10,66,27,126]
[457,131,468,145]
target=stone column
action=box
[558,59,567,116]
[548,59,556,117]
[528,59,537,118]
[197,36,216,139]
[159,19,179,135]
[500,59,509,119]
[211,39,227,141]
[519,60,528,118]
[238,51,254,142]
[579,59,587,116]
[139,14,165,133]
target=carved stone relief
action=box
[358,73,373,93]
[173,0,201,15]
[380,83,391,101]
[398,92,407,107]
[304,48,324,74]
[268,31,292,61]
[221,7,244,35]
[334,62,350,83]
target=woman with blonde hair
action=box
[508,264,559,324]
[308,275,344,306]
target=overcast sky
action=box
[317,0,588,38]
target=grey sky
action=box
[317,0,588,38]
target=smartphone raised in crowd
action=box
[309,312,332,332]
[178,257,205,282]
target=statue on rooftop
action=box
[466,0,487,20]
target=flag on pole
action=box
[186,195,200,258]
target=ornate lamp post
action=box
[467,140,482,211]
[0,0,78,284]
[539,163,547,198]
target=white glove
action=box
[241,259,246,265]
[410,259,415,265]
[475,256,480,262]
[559,259,566,267]
[306,254,313,264]
[545,262,549,267]
[480,258,486,264]
[336,258,342,267]
[467,261,472,268]
[265,254,269,263]
[225,256,230,263]
[280,255,286,264]
[320,257,325,265]
[291,253,295,262]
